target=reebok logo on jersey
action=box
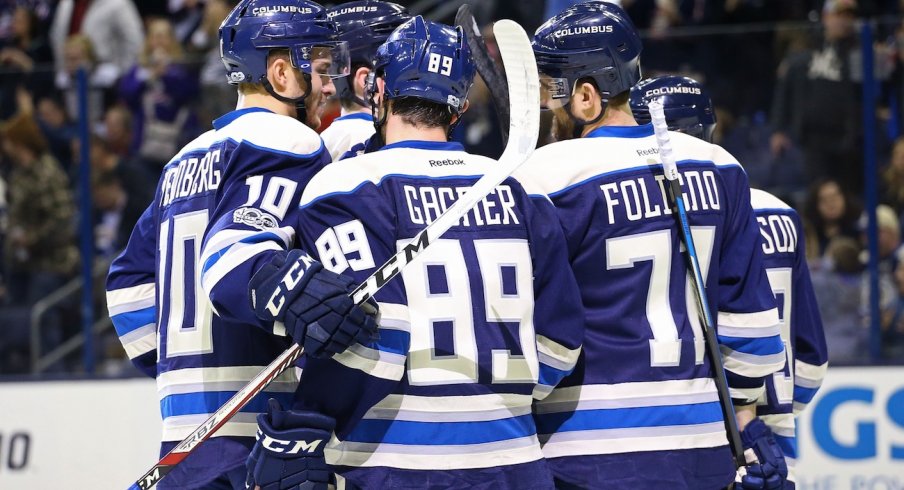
[251,6,313,16]
[328,5,378,18]
[636,147,659,157]
[429,159,465,167]
[233,207,278,231]
[259,433,323,454]
[644,86,702,97]
[554,25,613,38]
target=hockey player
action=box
[516,3,788,489]
[232,16,586,490]
[320,1,410,161]
[631,75,830,488]
[105,1,378,488]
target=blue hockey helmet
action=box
[370,16,475,113]
[533,2,642,109]
[219,0,350,86]
[629,76,717,143]
[327,1,411,102]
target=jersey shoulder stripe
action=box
[750,188,793,212]
[217,111,324,158]
[299,148,497,207]
[518,129,742,198]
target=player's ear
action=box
[354,66,371,94]
[268,56,292,94]
[459,99,470,117]
[575,81,597,111]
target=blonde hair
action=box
[140,18,183,67]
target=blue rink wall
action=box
[0,367,900,489]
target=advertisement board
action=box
[0,378,159,489]
[0,367,901,488]
[796,367,904,489]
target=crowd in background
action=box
[0,0,903,375]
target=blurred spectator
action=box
[0,6,54,118]
[811,236,870,363]
[803,177,863,262]
[92,170,125,257]
[195,0,235,125]
[883,249,904,360]
[119,17,200,167]
[170,0,207,46]
[101,104,135,159]
[880,136,904,217]
[86,133,155,251]
[0,112,78,306]
[49,0,144,80]
[55,34,117,125]
[13,88,80,177]
[769,0,886,192]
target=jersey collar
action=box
[380,140,465,152]
[336,112,374,122]
[213,107,274,130]
[585,123,654,139]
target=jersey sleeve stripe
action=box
[729,385,765,403]
[160,390,294,418]
[717,334,785,356]
[331,341,408,381]
[122,327,156,360]
[536,334,581,369]
[717,308,779,329]
[106,283,155,314]
[111,306,156,336]
[795,360,828,386]
[534,378,718,412]
[201,227,293,275]
[720,345,786,378]
[718,324,781,339]
[156,366,299,397]
[200,240,284,294]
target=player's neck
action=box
[581,102,637,137]
[236,92,292,118]
[383,116,448,145]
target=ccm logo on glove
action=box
[265,253,317,316]
[259,432,323,454]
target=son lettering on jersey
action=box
[403,184,520,228]
[160,150,222,208]
[599,170,720,225]
[757,213,798,255]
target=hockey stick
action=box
[648,99,745,469]
[455,4,510,146]
[129,19,539,490]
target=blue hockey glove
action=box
[249,249,379,358]
[736,418,789,490]
[246,399,335,490]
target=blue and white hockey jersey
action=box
[106,107,328,487]
[319,111,375,161]
[516,124,785,489]
[750,189,828,484]
[203,139,585,489]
